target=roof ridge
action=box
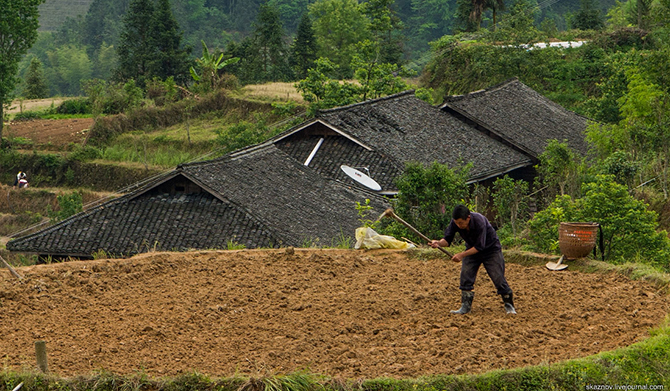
[442,77,520,103]
[177,142,276,170]
[316,90,416,114]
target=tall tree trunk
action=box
[0,103,4,139]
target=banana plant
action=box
[189,40,239,91]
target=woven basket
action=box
[558,222,599,259]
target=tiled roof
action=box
[314,91,533,182]
[7,146,389,256]
[441,78,589,158]
[7,189,280,256]
[181,145,388,246]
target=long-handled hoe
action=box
[377,208,454,257]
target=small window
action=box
[175,185,185,192]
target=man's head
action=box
[452,204,471,229]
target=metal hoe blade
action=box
[546,255,568,271]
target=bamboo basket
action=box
[558,222,599,259]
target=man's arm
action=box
[429,238,449,248]
[470,213,488,252]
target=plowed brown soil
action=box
[5,118,93,147]
[0,249,668,379]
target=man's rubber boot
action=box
[450,290,474,314]
[502,293,517,315]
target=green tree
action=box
[83,0,130,57]
[468,0,506,30]
[295,57,361,112]
[635,0,653,29]
[492,175,529,236]
[501,0,539,41]
[0,0,44,138]
[573,0,605,30]
[115,0,155,86]
[295,47,413,113]
[407,0,458,52]
[253,2,291,81]
[50,192,84,222]
[309,0,369,77]
[537,139,583,200]
[116,0,191,86]
[54,15,86,46]
[225,37,262,84]
[384,161,470,242]
[49,45,93,95]
[361,0,405,64]
[351,40,414,101]
[149,0,192,85]
[24,57,49,99]
[290,12,319,80]
[93,42,118,80]
[455,0,479,31]
[600,150,639,187]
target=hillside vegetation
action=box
[37,0,93,31]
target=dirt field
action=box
[4,118,93,147]
[0,249,668,379]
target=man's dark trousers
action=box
[459,250,512,295]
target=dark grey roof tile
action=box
[441,78,589,158]
[316,91,532,181]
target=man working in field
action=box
[430,204,516,315]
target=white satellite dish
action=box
[340,165,382,191]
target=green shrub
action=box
[215,119,274,153]
[49,192,84,222]
[56,98,91,114]
[383,161,470,242]
[68,145,102,161]
[12,110,45,121]
[491,175,529,236]
[7,137,34,147]
[146,77,179,106]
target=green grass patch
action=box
[157,117,224,144]
[94,131,215,168]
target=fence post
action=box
[35,341,48,373]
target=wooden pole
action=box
[0,254,22,280]
[35,341,48,373]
[384,209,454,257]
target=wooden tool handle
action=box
[0,255,22,280]
[389,211,454,258]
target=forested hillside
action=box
[19,0,627,99]
[37,0,93,31]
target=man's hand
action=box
[451,252,465,263]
